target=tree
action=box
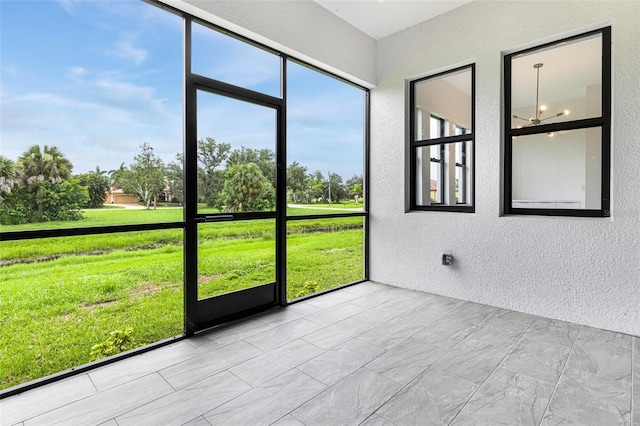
[198,138,231,207]
[18,144,72,186]
[108,163,127,188]
[327,172,347,203]
[77,166,110,208]
[165,153,184,204]
[0,156,21,203]
[307,170,326,202]
[287,162,307,203]
[217,163,273,212]
[227,147,275,188]
[346,174,364,204]
[120,143,165,209]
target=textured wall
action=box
[163,0,376,87]
[371,1,640,335]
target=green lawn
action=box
[0,209,364,390]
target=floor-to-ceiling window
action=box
[0,0,368,394]
[0,0,184,391]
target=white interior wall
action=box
[372,0,640,335]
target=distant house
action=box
[105,187,137,204]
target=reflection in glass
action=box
[286,60,364,213]
[0,230,184,390]
[197,220,276,300]
[511,33,602,129]
[511,128,602,210]
[414,68,472,141]
[287,217,364,300]
[197,91,276,214]
[191,22,281,97]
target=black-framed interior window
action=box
[504,27,611,217]
[409,64,475,212]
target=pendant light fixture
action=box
[512,63,570,127]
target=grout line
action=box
[631,336,635,426]
[538,325,583,425]
[446,316,537,425]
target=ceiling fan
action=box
[512,63,570,127]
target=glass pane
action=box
[511,33,602,128]
[414,67,472,141]
[196,91,276,214]
[287,217,364,300]
[197,220,275,300]
[416,142,472,207]
[511,128,602,210]
[287,60,365,215]
[0,230,184,390]
[192,22,280,97]
[0,1,183,230]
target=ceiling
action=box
[313,0,474,40]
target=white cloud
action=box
[111,40,148,66]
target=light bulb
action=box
[539,105,547,112]
[564,109,570,116]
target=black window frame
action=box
[409,63,475,213]
[504,27,611,218]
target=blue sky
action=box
[0,0,364,181]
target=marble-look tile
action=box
[229,339,324,387]
[182,416,212,426]
[204,369,325,426]
[366,338,447,385]
[302,317,373,350]
[298,338,385,386]
[349,285,419,309]
[271,414,306,426]
[468,309,535,347]
[89,340,199,391]
[24,373,173,426]
[188,317,273,350]
[160,340,262,389]
[352,295,431,326]
[116,371,250,426]
[292,368,402,426]
[303,289,359,310]
[432,338,510,385]
[412,315,478,350]
[244,318,323,352]
[255,302,322,327]
[360,414,397,426]
[451,367,554,426]
[543,368,631,425]
[377,368,477,426]
[564,326,632,380]
[305,302,366,326]
[357,312,431,351]
[633,337,640,426]
[0,374,96,425]
[446,302,498,325]
[525,317,580,344]
[399,296,465,328]
[500,336,571,385]
[341,281,390,296]
[96,420,117,426]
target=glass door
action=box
[186,87,283,330]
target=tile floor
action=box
[1,281,638,426]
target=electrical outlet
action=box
[442,254,453,266]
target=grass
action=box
[0,209,364,390]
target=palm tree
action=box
[18,145,72,187]
[0,155,22,202]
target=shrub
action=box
[90,327,136,360]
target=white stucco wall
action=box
[161,0,376,87]
[371,1,640,335]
